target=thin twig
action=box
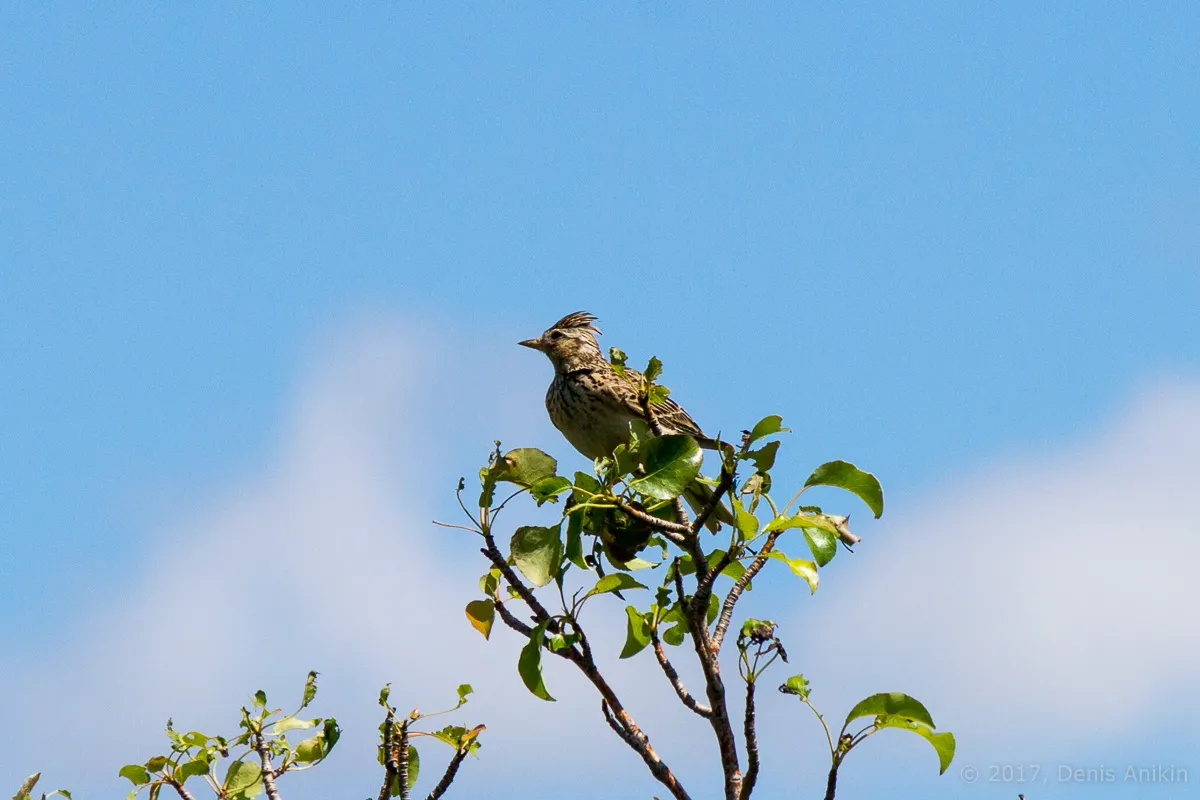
[712,530,783,652]
[650,627,712,717]
[689,466,735,535]
[425,748,469,800]
[492,595,535,638]
[601,700,634,744]
[615,500,691,543]
[740,681,760,800]
[673,496,692,529]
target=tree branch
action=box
[740,681,760,800]
[425,748,469,800]
[563,626,690,800]
[676,550,743,800]
[686,612,742,799]
[712,530,783,652]
[650,627,712,717]
[397,724,411,800]
[166,779,198,800]
[377,709,397,800]
[252,732,282,800]
[824,761,839,800]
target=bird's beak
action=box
[518,337,545,351]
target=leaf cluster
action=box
[118,672,338,800]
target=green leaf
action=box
[456,684,473,707]
[144,756,169,773]
[271,716,317,735]
[164,720,183,748]
[609,347,627,373]
[222,761,262,799]
[762,512,840,535]
[253,690,267,708]
[874,715,956,774]
[295,719,340,763]
[573,470,602,496]
[803,527,838,567]
[643,356,663,383]
[627,435,703,500]
[498,448,558,488]
[518,623,555,701]
[804,460,884,518]
[478,568,500,596]
[662,622,687,646]
[177,756,210,782]
[702,550,747,582]
[181,731,207,748]
[620,606,651,658]
[321,718,340,754]
[780,674,811,700]
[731,497,759,540]
[478,459,506,508]
[378,684,391,707]
[406,746,420,789]
[844,692,935,728]
[743,441,780,474]
[530,475,572,505]
[13,774,39,800]
[564,510,589,570]
[747,415,789,445]
[586,573,648,598]
[510,524,563,587]
[465,599,495,639]
[294,734,323,763]
[118,766,149,787]
[765,551,819,593]
[301,670,318,709]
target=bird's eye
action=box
[549,330,564,340]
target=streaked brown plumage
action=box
[520,311,731,530]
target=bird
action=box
[519,311,733,531]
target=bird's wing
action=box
[619,367,709,441]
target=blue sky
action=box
[2,4,1198,799]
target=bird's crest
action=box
[549,311,602,337]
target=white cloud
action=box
[797,378,1200,766]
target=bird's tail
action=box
[683,480,735,533]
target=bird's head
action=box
[520,311,605,372]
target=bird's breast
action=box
[545,373,637,460]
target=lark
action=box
[520,311,731,529]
